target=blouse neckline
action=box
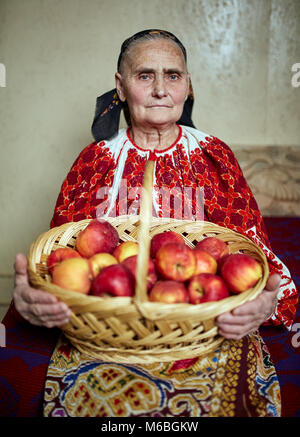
[126,125,183,154]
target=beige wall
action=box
[0,0,299,316]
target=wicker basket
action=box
[27,161,269,363]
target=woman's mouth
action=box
[147,105,171,108]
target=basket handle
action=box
[135,159,155,303]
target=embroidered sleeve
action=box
[197,136,298,329]
[50,141,113,228]
[245,226,298,330]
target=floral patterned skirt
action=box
[43,332,281,417]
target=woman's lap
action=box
[43,332,281,417]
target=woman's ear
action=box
[185,73,191,101]
[115,72,126,102]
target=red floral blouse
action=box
[50,125,298,329]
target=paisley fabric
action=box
[51,125,298,328]
[43,333,281,417]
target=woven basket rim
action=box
[27,216,269,363]
[27,217,269,322]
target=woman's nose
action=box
[152,77,167,98]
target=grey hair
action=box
[118,33,188,75]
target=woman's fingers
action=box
[14,253,57,304]
[217,311,260,338]
[14,253,30,287]
[13,285,59,319]
[13,253,72,328]
[21,301,72,326]
[218,313,256,326]
[24,312,71,328]
[216,272,282,340]
[265,272,281,291]
[217,299,261,325]
[30,301,71,318]
[13,280,71,327]
[217,313,259,339]
[218,327,253,340]
[217,293,275,339]
[17,285,58,305]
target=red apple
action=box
[155,242,196,282]
[220,253,263,294]
[149,280,189,303]
[193,249,218,275]
[150,231,185,258]
[188,273,229,304]
[52,257,91,294]
[122,255,157,291]
[76,219,119,258]
[196,237,229,261]
[217,253,231,274]
[91,264,135,297]
[113,241,139,263]
[47,247,81,275]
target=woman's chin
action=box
[138,116,180,129]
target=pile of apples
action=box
[47,219,263,305]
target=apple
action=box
[47,247,81,275]
[91,264,135,297]
[89,253,118,278]
[155,242,196,282]
[113,241,139,263]
[188,273,229,304]
[52,257,91,294]
[220,253,263,294]
[193,249,218,275]
[196,237,229,261]
[217,253,231,274]
[122,255,157,291]
[150,231,185,258]
[149,280,189,303]
[76,219,119,258]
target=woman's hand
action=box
[13,253,72,328]
[216,273,281,340]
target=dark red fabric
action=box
[260,217,300,417]
[0,302,59,416]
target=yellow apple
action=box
[89,253,118,278]
[113,241,139,263]
[52,257,92,294]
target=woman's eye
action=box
[139,74,150,80]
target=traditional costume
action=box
[0,30,298,417]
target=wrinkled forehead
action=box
[118,30,187,70]
[119,38,187,74]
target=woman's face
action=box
[115,39,190,130]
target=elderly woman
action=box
[1,30,297,417]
